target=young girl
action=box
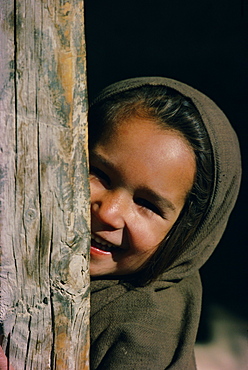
[88,77,241,369]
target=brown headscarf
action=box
[90,77,241,369]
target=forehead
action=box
[102,116,194,164]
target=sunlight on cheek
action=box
[133,221,172,253]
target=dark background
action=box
[84,0,248,341]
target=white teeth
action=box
[91,234,116,249]
[95,235,105,244]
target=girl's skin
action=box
[90,117,196,277]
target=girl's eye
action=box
[134,197,162,217]
[90,166,111,187]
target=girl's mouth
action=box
[91,233,119,253]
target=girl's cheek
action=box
[130,223,168,252]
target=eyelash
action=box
[134,198,163,217]
[90,165,164,218]
[90,166,111,187]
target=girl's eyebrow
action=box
[90,151,114,171]
[90,150,177,213]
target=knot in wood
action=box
[25,208,37,222]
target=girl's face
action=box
[90,117,196,277]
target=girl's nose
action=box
[91,189,129,230]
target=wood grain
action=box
[0,1,90,368]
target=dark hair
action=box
[89,85,213,285]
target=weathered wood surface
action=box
[0,1,90,368]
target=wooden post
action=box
[0,0,90,368]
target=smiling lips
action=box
[91,233,120,253]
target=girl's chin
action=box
[89,263,116,277]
